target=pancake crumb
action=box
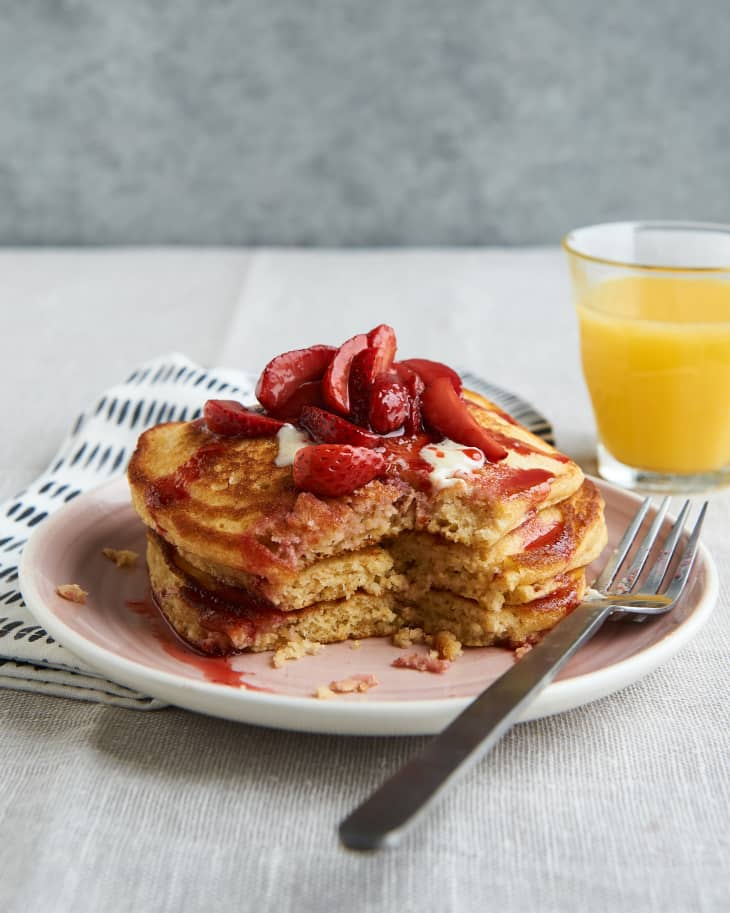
[315,685,336,700]
[392,652,450,674]
[315,674,379,697]
[350,640,361,649]
[332,674,379,693]
[432,630,463,661]
[272,635,323,668]
[56,584,88,604]
[392,626,428,648]
[102,547,139,569]
[514,643,533,661]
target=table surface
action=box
[1,249,728,913]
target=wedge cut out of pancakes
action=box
[128,385,607,657]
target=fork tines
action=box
[596,497,708,600]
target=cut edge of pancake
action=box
[147,531,594,656]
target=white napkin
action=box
[3,353,255,709]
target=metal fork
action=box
[340,497,708,851]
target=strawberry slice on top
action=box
[256,345,335,412]
[368,375,410,434]
[399,358,462,394]
[299,406,381,448]
[293,444,386,498]
[204,400,285,437]
[322,333,369,415]
[265,380,324,422]
[368,324,397,375]
[421,377,508,462]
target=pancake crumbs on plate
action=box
[56,584,88,604]
[514,643,533,661]
[315,674,379,698]
[392,627,461,661]
[392,626,429,648]
[102,547,139,568]
[271,635,323,668]
[432,630,463,661]
[392,651,451,674]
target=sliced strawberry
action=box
[421,377,508,462]
[322,333,369,414]
[393,363,425,435]
[266,380,323,422]
[299,406,381,448]
[293,444,386,497]
[255,345,335,412]
[368,376,410,434]
[204,400,285,437]
[368,324,397,374]
[348,347,379,427]
[399,358,462,394]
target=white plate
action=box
[19,476,718,735]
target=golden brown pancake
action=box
[146,530,588,654]
[129,389,603,655]
[128,391,584,573]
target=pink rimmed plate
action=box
[19,477,718,735]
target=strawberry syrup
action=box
[126,597,271,691]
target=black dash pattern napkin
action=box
[2,353,254,709]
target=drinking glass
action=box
[563,221,730,492]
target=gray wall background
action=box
[1,0,728,246]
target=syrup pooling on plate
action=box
[126,597,270,690]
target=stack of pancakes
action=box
[128,389,607,655]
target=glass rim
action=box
[562,220,730,274]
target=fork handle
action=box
[339,600,613,851]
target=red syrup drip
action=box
[523,519,567,552]
[527,578,580,615]
[380,433,438,484]
[145,441,227,509]
[492,467,556,497]
[493,407,520,427]
[125,597,271,691]
[488,430,572,464]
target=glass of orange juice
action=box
[563,221,730,492]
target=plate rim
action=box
[19,474,719,735]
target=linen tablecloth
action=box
[1,249,727,913]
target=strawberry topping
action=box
[368,324,397,374]
[348,347,380,427]
[201,325,546,497]
[393,363,425,435]
[322,333,369,414]
[368,375,410,434]
[421,377,508,462]
[399,358,463,393]
[266,380,324,422]
[256,345,335,412]
[293,445,386,497]
[299,405,381,448]
[204,400,285,437]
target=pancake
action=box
[392,478,606,607]
[128,390,584,578]
[146,530,588,654]
[397,570,588,647]
[129,382,604,657]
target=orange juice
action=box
[577,276,730,473]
